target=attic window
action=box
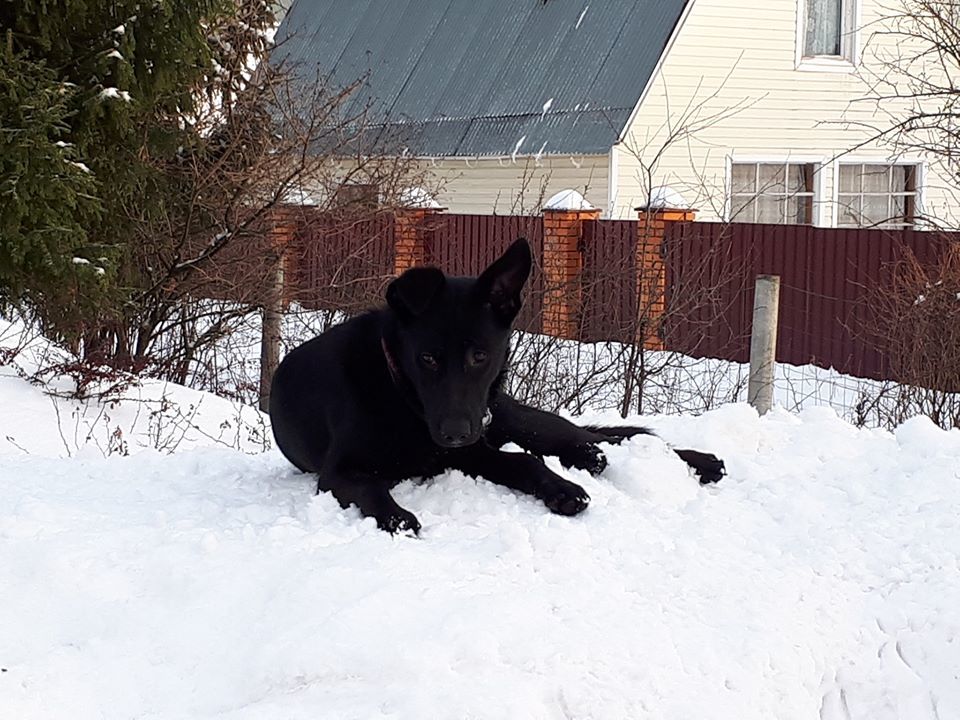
[801,0,857,66]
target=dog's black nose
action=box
[439,418,472,447]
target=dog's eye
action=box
[469,350,488,366]
[419,352,439,369]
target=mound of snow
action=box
[1,356,960,717]
[0,317,269,458]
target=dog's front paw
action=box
[539,478,590,516]
[557,443,608,475]
[675,449,726,485]
[376,508,422,535]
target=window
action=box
[801,0,856,64]
[837,164,918,229]
[729,162,817,224]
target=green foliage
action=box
[0,48,106,330]
[0,0,276,349]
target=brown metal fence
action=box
[280,209,954,384]
[579,220,637,343]
[292,209,395,313]
[664,222,951,380]
[422,213,546,333]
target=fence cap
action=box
[399,186,443,209]
[543,189,595,211]
[635,185,695,213]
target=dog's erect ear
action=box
[386,266,446,318]
[477,238,532,324]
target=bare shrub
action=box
[861,239,960,428]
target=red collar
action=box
[380,336,424,415]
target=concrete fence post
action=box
[258,206,297,413]
[541,207,601,339]
[747,274,781,415]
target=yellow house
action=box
[274,0,954,227]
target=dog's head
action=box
[384,238,531,448]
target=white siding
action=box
[615,0,957,226]
[416,155,609,216]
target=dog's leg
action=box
[317,470,421,534]
[487,394,651,474]
[450,442,590,516]
[584,425,725,484]
[490,394,725,485]
[586,426,726,484]
[672,449,725,484]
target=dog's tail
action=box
[583,424,725,485]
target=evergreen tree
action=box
[1,0,274,352]
[0,42,104,329]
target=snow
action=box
[575,5,590,29]
[98,87,132,102]
[544,188,594,211]
[399,186,441,209]
[105,49,123,60]
[70,257,105,276]
[534,140,548,163]
[511,135,526,162]
[69,161,91,174]
[2,319,960,718]
[644,184,691,210]
[540,97,553,119]
[0,318,269,458]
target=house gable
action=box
[612,0,957,226]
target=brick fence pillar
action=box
[394,207,444,275]
[635,206,697,350]
[266,205,299,305]
[542,207,601,339]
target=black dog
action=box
[270,239,724,533]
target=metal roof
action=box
[272,0,688,157]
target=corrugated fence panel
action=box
[292,210,396,313]
[276,210,955,386]
[423,214,545,333]
[579,219,638,343]
[664,222,955,380]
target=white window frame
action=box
[725,156,827,226]
[795,0,860,73]
[830,159,926,229]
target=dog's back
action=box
[270,311,388,474]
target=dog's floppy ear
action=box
[477,238,531,324]
[386,266,446,318]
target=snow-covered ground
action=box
[2,320,960,718]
